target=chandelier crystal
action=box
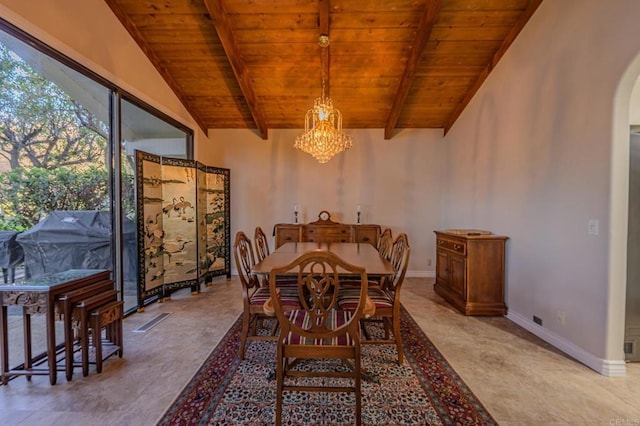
[295,35,352,164]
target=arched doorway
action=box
[609,51,640,372]
[624,77,640,362]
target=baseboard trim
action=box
[407,270,435,278]
[507,311,627,377]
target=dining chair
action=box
[254,226,270,263]
[338,233,410,365]
[269,249,368,426]
[377,228,393,260]
[233,231,300,359]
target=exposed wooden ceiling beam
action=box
[443,0,544,135]
[384,0,442,140]
[103,0,209,136]
[204,0,269,140]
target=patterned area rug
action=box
[158,307,497,425]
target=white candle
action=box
[357,204,361,213]
[294,204,298,212]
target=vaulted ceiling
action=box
[104,0,542,139]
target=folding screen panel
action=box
[136,151,230,306]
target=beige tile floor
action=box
[0,277,639,425]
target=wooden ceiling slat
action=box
[107,0,208,15]
[441,0,530,11]
[240,42,412,57]
[126,13,213,30]
[419,53,495,67]
[435,10,523,26]
[430,26,513,41]
[329,12,422,29]
[222,0,318,14]
[152,44,228,59]
[233,29,320,44]
[140,30,219,45]
[329,0,429,13]
[424,40,504,54]
[227,13,318,30]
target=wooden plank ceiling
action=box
[104,0,542,139]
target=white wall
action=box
[207,128,443,276]
[441,0,640,375]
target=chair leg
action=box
[93,320,103,374]
[81,312,91,377]
[355,347,362,426]
[275,344,284,426]
[392,315,404,365]
[383,320,391,340]
[240,311,250,359]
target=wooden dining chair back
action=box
[233,231,300,359]
[377,228,393,260]
[254,226,270,263]
[269,249,368,426]
[338,233,410,365]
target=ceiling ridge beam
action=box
[204,0,269,140]
[104,0,209,136]
[384,0,442,140]
[443,0,544,135]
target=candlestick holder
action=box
[357,211,361,224]
[294,211,298,224]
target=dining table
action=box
[251,242,394,277]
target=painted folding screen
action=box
[136,151,230,305]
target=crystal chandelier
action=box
[295,35,352,164]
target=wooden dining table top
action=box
[251,242,394,276]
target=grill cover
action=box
[16,211,135,280]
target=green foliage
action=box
[0,166,109,231]
[0,43,108,170]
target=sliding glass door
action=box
[119,98,191,311]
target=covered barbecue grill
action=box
[16,210,135,280]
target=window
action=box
[0,19,193,313]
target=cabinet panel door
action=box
[450,255,466,298]
[436,250,450,284]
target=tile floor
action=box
[0,277,639,425]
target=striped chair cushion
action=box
[337,287,393,310]
[250,287,300,308]
[274,278,299,288]
[284,309,357,346]
[340,279,382,289]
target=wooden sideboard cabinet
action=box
[274,211,381,248]
[433,230,508,316]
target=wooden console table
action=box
[273,210,381,248]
